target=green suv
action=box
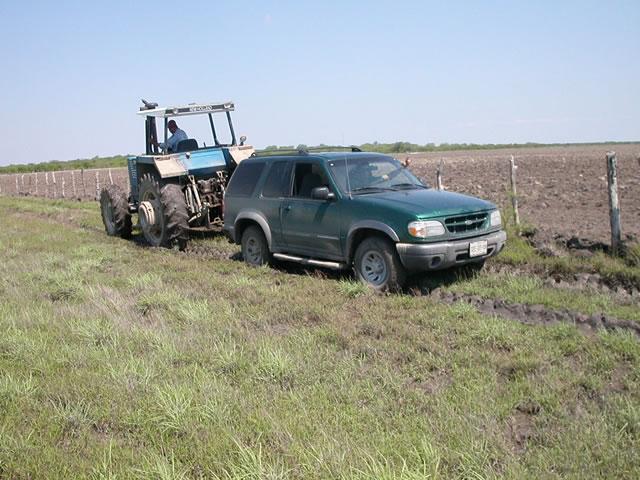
[223,150,506,291]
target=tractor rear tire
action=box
[138,174,188,249]
[100,184,132,239]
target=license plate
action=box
[469,240,488,258]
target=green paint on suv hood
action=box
[354,189,496,218]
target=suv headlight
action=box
[408,220,445,238]
[490,210,501,227]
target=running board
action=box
[272,253,347,270]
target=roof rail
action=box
[250,145,362,158]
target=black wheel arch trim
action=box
[346,221,400,261]
[234,211,273,248]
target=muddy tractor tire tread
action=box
[100,184,132,239]
[160,183,189,248]
[138,174,188,248]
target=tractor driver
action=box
[157,120,188,153]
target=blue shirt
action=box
[159,128,188,153]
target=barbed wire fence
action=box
[0,168,126,201]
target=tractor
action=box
[99,100,254,248]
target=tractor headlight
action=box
[490,210,502,227]
[408,220,445,238]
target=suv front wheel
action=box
[354,236,406,292]
[241,225,271,266]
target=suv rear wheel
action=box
[241,225,271,266]
[354,236,406,292]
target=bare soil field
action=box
[2,144,639,248]
[404,144,640,246]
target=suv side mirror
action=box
[239,135,247,146]
[311,186,335,201]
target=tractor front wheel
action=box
[100,184,132,239]
[138,174,188,248]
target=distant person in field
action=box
[158,120,188,153]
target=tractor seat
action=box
[176,139,198,153]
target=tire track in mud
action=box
[487,262,640,300]
[431,289,640,338]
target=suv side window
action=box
[226,162,265,197]
[292,162,331,198]
[262,161,292,198]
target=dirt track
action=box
[403,144,640,244]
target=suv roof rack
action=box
[251,145,362,158]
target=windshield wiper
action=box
[390,183,428,190]
[351,186,395,194]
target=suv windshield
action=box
[327,156,426,194]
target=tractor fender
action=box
[234,211,273,248]
[346,221,400,261]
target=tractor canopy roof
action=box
[138,101,235,118]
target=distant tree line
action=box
[1,141,637,173]
[0,155,129,174]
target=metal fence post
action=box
[606,152,621,255]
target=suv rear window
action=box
[226,162,265,197]
[262,161,292,198]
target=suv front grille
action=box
[444,213,487,234]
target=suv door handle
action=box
[283,204,292,211]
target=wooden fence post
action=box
[81,169,87,199]
[52,172,57,198]
[21,174,25,194]
[61,175,66,198]
[15,175,19,195]
[606,152,621,255]
[509,155,520,228]
[95,171,100,200]
[34,173,38,196]
[45,172,50,197]
[436,159,444,191]
[72,171,77,198]
[108,168,114,185]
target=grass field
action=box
[0,196,639,479]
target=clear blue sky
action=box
[0,0,638,165]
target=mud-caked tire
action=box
[241,225,271,266]
[138,174,188,249]
[354,236,406,293]
[100,184,132,239]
